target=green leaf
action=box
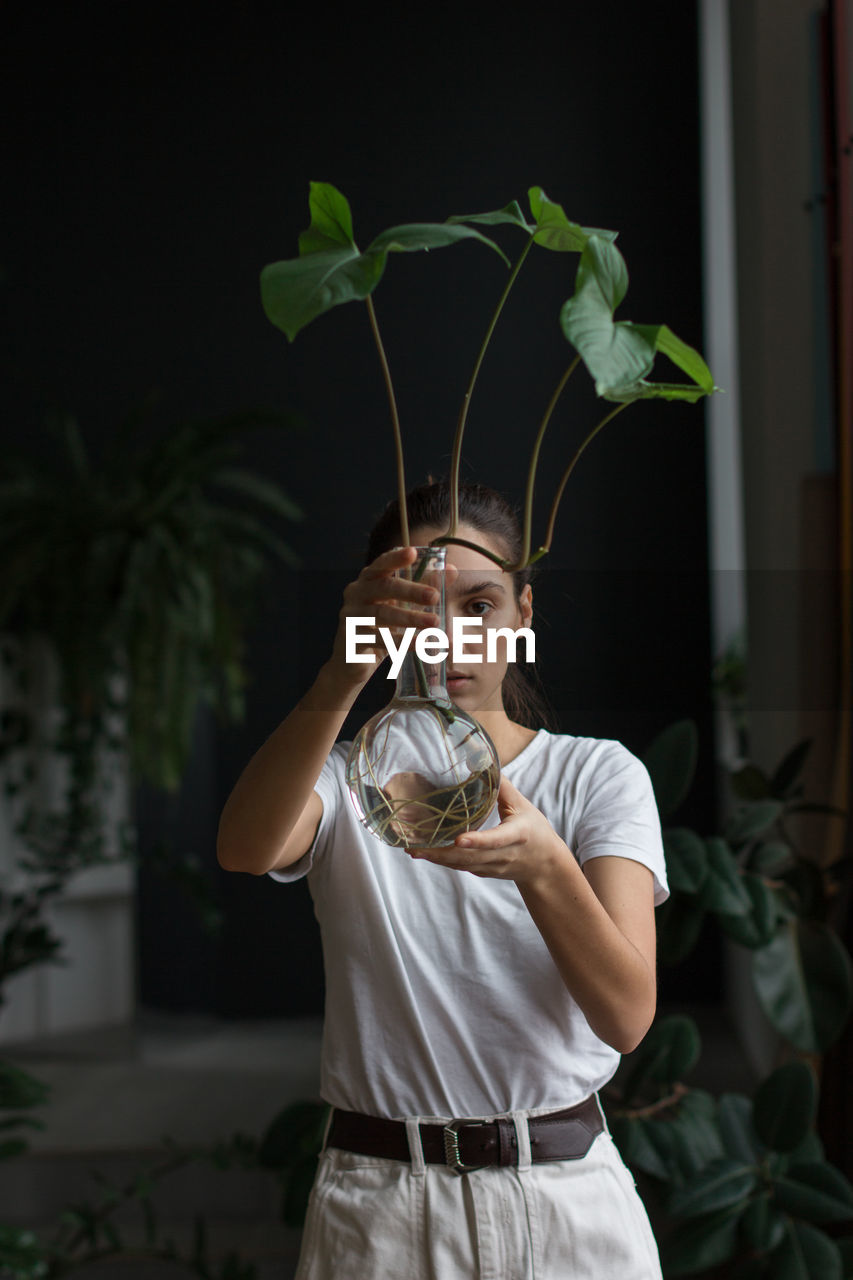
[263,199,510,342]
[641,719,698,818]
[620,1015,701,1100]
[771,1220,843,1280]
[657,893,706,965]
[726,800,784,844]
[752,921,853,1053]
[732,763,772,801]
[774,1162,853,1224]
[209,468,303,522]
[741,1191,786,1251]
[528,186,617,251]
[298,181,356,253]
[261,246,385,342]
[661,1203,743,1275]
[368,221,509,264]
[667,1157,757,1218]
[717,1093,763,1164]
[446,200,533,232]
[771,739,813,798]
[752,1060,817,1152]
[560,240,717,402]
[609,1115,672,1180]
[664,828,709,896]
[751,840,794,875]
[717,872,778,948]
[258,1101,330,1171]
[700,837,752,916]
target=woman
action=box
[217,479,668,1278]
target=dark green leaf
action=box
[732,764,772,801]
[771,739,813,798]
[368,221,509,265]
[741,1191,786,1252]
[260,246,385,342]
[608,1116,672,1181]
[0,1062,50,1110]
[726,800,784,844]
[209,468,303,522]
[751,841,794,875]
[297,181,356,253]
[717,873,779,948]
[258,1101,330,1171]
[700,838,753,916]
[717,1093,763,1164]
[753,1060,817,1152]
[656,893,707,965]
[621,1015,701,1101]
[667,1157,757,1218]
[752,921,853,1053]
[641,719,698,818]
[446,200,533,232]
[771,1219,842,1280]
[663,828,708,895]
[528,186,617,250]
[774,1162,853,1224]
[661,1203,743,1275]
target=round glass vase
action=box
[345,545,501,849]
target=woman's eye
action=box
[469,599,493,616]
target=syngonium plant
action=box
[260,182,719,567]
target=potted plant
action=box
[258,182,718,846]
[0,406,303,1040]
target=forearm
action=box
[216,660,360,875]
[516,841,657,1055]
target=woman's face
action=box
[409,522,533,717]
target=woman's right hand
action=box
[326,546,444,691]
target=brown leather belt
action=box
[326,1095,604,1174]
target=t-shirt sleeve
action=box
[266,748,341,883]
[573,741,669,906]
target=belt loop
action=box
[405,1116,426,1177]
[320,1105,334,1153]
[511,1110,532,1172]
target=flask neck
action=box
[393,546,448,703]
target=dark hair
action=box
[365,477,557,731]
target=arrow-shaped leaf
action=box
[561,238,717,401]
[529,186,617,250]
[262,184,510,341]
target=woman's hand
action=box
[327,546,452,692]
[408,774,569,887]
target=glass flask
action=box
[345,545,501,849]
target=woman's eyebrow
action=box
[448,579,506,598]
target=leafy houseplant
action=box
[260,182,718,843]
[0,407,303,1019]
[602,719,853,1277]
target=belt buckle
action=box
[443,1118,487,1175]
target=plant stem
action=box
[365,295,409,546]
[528,401,631,566]
[506,354,580,573]
[447,233,536,540]
[429,534,509,570]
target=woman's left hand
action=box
[408,774,568,886]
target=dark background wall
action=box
[2,2,717,1017]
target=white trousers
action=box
[295,1103,663,1279]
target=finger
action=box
[362,546,419,579]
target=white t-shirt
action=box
[269,728,668,1121]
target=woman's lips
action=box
[446,673,471,690]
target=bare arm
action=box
[409,775,658,1054]
[216,545,442,876]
